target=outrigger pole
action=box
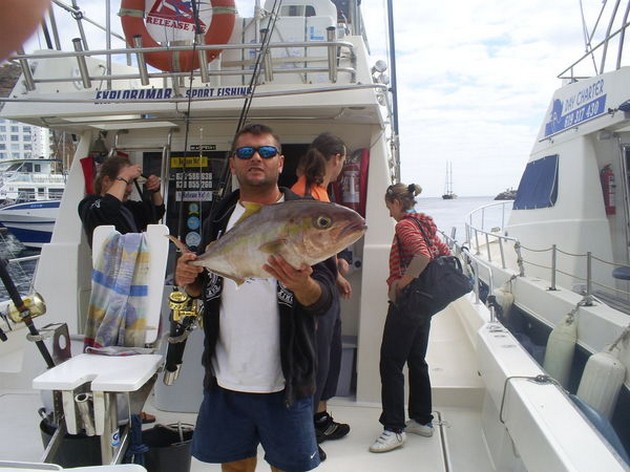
[386,0,401,181]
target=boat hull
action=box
[0,200,59,248]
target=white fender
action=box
[492,286,514,319]
[577,348,626,418]
[543,313,577,388]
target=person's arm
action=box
[174,252,204,298]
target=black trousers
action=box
[313,293,342,409]
[378,303,433,432]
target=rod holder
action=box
[327,26,338,83]
[72,38,92,89]
[75,393,96,437]
[16,48,36,91]
[132,35,150,86]
[260,29,273,82]
[196,33,210,83]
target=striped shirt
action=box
[387,212,450,287]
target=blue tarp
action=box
[513,154,559,210]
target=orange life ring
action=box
[119,0,237,72]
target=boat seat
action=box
[612,266,630,281]
[32,225,169,465]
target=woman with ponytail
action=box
[369,183,450,453]
[292,132,352,461]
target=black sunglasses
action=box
[234,146,279,160]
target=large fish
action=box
[171,199,367,285]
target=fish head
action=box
[282,200,367,264]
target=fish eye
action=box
[314,215,332,229]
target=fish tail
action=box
[166,235,190,253]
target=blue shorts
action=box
[192,387,320,472]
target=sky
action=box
[21,0,610,197]
[358,0,603,197]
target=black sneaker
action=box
[315,413,350,443]
[318,445,327,462]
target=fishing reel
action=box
[163,289,201,385]
[7,291,46,323]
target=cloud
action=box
[361,0,607,196]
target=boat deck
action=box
[0,305,493,471]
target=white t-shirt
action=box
[212,200,286,393]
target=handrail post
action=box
[549,244,557,291]
[514,242,525,277]
[582,252,594,305]
[498,237,506,269]
[485,233,492,263]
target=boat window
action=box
[281,5,317,17]
[513,154,559,210]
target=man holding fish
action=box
[175,124,366,472]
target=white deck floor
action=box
[0,303,494,471]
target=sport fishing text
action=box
[94,87,253,102]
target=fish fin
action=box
[259,239,289,254]
[234,201,264,226]
[166,235,189,253]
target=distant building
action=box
[0,118,51,160]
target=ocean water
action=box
[417,195,511,242]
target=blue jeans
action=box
[378,303,433,432]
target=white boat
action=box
[462,0,630,467]
[0,159,66,204]
[0,199,60,249]
[0,1,627,472]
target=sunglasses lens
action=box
[234,146,278,159]
[235,147,255,159]
[258,146,278,159]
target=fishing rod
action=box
[0,259,54,368]
[163,0,283,385]
[214,0,283,201]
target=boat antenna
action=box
[386,0,400,182]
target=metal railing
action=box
[462,202,630,313]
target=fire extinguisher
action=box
[340,154,361,213]
[600,164,616,215]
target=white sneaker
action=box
[406,419,434,437]
[369,430,406,453]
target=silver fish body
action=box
[193,199,366,285]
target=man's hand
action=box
[175,252,204,297]
[263,255,321,306]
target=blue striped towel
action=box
[84,231,150,351]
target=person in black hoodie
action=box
[175,124,336,472]
[77,155,165,247]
